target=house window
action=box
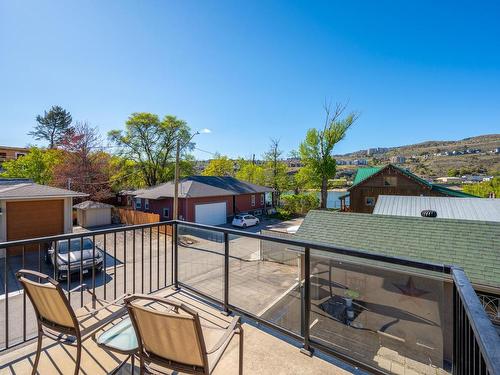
[15,152,26,159]
[117,196,122,203]
[163,208,170,218]
[0,152,6,160]
[251,194,256,207]
[144,199,149,210]
[260,194,265,205]
[365,197,375,206]
[384,176,397,186]
[135,198,142,209]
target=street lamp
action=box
[173,130,205,220]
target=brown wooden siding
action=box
[6,199,64,255]
[349,165,442,213]
[0,147,29,163]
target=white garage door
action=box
[195,202,227,225]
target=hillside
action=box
[334,134,500,177]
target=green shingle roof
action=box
[350,164,477,197]
[352,167,382,185]
[295,210,500,289]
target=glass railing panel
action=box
[309,250,450,375]
[229,232,303,335]
[177,224,224,302]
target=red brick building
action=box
[133,176,273,225]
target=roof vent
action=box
[421,210,437,218]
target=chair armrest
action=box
[75,294,129,319]
[206,316,240,354]
[16,269,56,283]
[124,294,182,309]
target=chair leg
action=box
[238,324,244,375]
[74,339,82,375]
[140,356,145,375]
[31,329,43,375]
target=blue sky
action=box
[1,1,499,159]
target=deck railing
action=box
[1,219,499,375]
[0,222,173,351]
[452,268,500,375]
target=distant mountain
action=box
[334,134,500,177]
[336,134,500,158]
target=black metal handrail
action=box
[452,267,500,375]
[0,221,174,352]
[0,221,175,248]
[173,220,453,274]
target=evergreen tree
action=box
[29,105,73,148]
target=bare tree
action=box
[264,138,288,206]
[53,122,112,201]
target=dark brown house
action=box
[342,164,476,213]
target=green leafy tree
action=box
[202,154,235,176]
[108,112,193,186]
[281,193,320,215]
[294,165,320,191]
[29,106,73,148]
[448,168,460,177]
[1,147,62,184]
[299,103,358,209]
[236,160,266,185]
[163,154,196,181]
[462,177,500,198]
[109,157,146,192]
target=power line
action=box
[67,168,143,186]
[194,147,218,156]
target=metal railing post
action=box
[300,246,313,356]
[223,232,230,315]
[173,222,179,290]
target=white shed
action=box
[74,201,113,228]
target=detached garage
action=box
[74,201,113,228]
[0,178,87,256]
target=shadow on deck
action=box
[0,288,353,375]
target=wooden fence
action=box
[114,208,172,235]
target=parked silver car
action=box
[47,238,104,280]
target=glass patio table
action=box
[96,317,138,374]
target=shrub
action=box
[462,177,500,198]
[280,193,320,215]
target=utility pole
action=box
[173,139,180,220]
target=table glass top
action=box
[97,317,138,352]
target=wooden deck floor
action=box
[0,289,350,375]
